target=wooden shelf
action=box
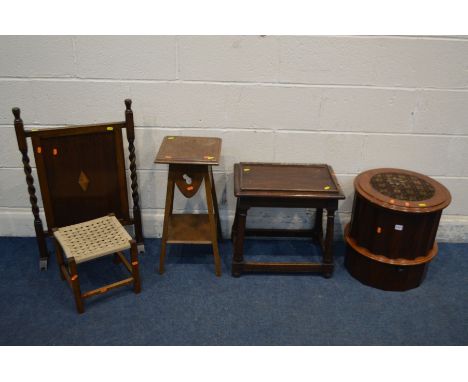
[167,214,212,244]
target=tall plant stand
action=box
[155,136,223,276]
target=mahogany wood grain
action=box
[345,168,451,291]
[345,231,431,292]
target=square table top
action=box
[234,162,345,199]
[154,136,222,165]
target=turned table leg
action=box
[232,204,248,277]
[313,208,324,244]
[323,208,336,278]
[231,199,240,242]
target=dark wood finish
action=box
[209,166,223,240]
[31,124,130,228]
[235,162,344,198]
[355,168,451,213]
[244,228,316,237]
[170,164,206,198]
[155,138,222,276]
[312,208,324,244]
[68,257,84,314]
[239,163,340,193]
[232,205,247,277]
[345,168,451,291]
[349,194,442,260]
[125,100,144,250]
[12,100,144,269]
[53,237,141,314]
[53,230,66,281]
[345,227,431,291]
[13,108,49,269]
[130,240,141,293]
[155,136,222,165]
[231,162,345,277]
[241,262,333,273]
[323,209,336,278]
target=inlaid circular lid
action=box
[355,168,451,213]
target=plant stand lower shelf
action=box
[167,214,212,244]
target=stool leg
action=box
[130,240,141,293]
[53,232,66,281]
[313,208,324,244]
[323,208,336,278]
[231,199,239,242]
[232,205,248,277]
[204,171,222,277]
[68,257,84,314]
[159,169,175,275]
[209,166,223,241]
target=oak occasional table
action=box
[155,136,223,276]
[231,162,345,278]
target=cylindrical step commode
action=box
[345,168,451,291]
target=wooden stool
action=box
[155,136,223,276]
[53,214,141,314]
[231,163,345,277]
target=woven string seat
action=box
[53,214,141,313]
[53,215,132,264]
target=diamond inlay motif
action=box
[78,170,90,192]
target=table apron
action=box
[238,197,339,209]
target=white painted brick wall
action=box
[0,36,467,242]
[74,36,177,80]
